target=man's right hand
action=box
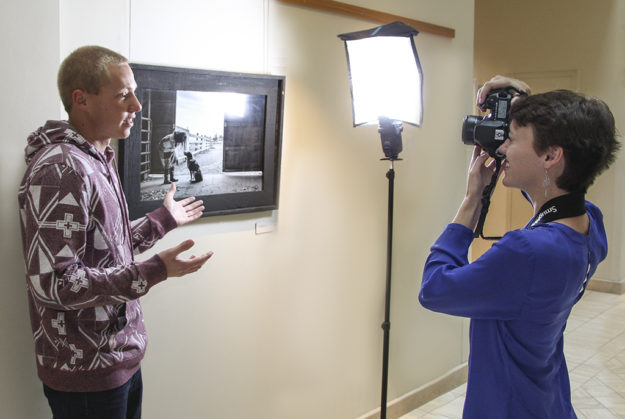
[158,240,213,278]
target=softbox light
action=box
[338,21,423,127]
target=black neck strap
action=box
[473,159,503,240]
[529,192,586,228]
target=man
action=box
[18,45,213,419]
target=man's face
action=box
[84,63,141,142]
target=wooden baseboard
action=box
[356,363,468,419]
[587,277,625,295]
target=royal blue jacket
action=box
[419,202,607,418]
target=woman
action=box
[419,76,620,418]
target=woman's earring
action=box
[543,168,551,197]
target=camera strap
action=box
[473,159,503,240]
[528,192,586,228]
[475,186,587,240]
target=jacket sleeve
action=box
[419,223,536,320]
[20,164,168,311]
[130,206,178,255]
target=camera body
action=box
[462,89,515,159]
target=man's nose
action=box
[129,93,142,112]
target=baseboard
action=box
[587,277,625,295]
[356,363,468,419]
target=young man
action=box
[18,45,213,419]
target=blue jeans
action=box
[43,369,143,419]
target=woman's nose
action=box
[497,138,510,155]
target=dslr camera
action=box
[462,88,518,159]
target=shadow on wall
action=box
[1,203,51,416]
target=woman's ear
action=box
[544,146,564,168]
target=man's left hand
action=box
[163,183,204,226]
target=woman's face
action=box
[497,120,546,194]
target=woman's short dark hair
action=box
[511,90,620,193]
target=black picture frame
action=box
[118,63,285,219]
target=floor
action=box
[400,290,625,418]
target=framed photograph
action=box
[118,63,285,219]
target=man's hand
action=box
[158,239,213,278]
[162,183,204,226]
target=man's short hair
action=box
[511,90,620,193]
[58,46,128,113]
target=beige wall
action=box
[2,1,474,418]
[474,0,625,288]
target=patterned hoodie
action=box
[18,120,177,392]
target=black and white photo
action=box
[118,64,285,218]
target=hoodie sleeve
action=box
[19,162,167,310]
[129,206,178,256]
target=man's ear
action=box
[71,89,88,109]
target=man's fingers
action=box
[177,196,196,206]
[174,239,195,254]
[181,252,214,274]
[184,199,204,211]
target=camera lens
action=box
[462,115,482,146]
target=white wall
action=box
[0,2,60,418]
[0,0,474,418]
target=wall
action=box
[0,0,474,418]
[0,2,60,419]
[474,0,625,289]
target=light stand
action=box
[378,117,402,419]
[338,22,423,419]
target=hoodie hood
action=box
[25,120,101,164]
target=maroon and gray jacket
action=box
[18,120,177,392]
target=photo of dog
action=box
[184,152,203,183]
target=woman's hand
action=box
[452,147,500,229]
[477,75,531,107]
[466,147,499,199]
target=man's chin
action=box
[118,128,132,139]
